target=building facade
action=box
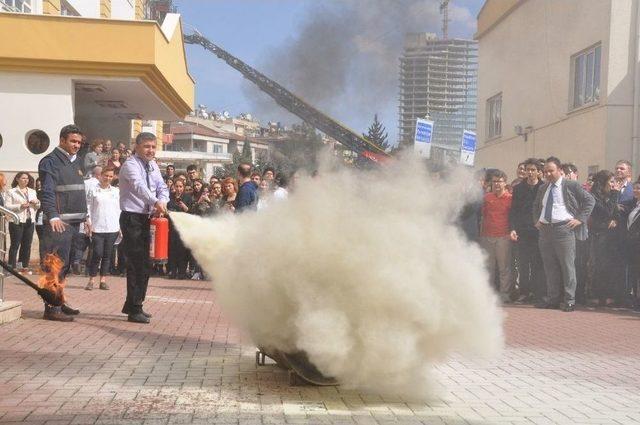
[159,117,270,178]
[475,0,640,177]
[0,0,193,173]
[398,33,477,158]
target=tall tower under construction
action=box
[398,33,477,155]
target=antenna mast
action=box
[440,0,450,39]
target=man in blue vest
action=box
[38,124,90,322]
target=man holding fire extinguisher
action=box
[118,132,169,324]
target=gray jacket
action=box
[532,178,595,240]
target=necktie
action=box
[145,163,153,214]
[544,184,555,222]
[629,206,640,229]
[145,163,152,190]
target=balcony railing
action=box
[0,205,20,303]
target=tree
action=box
[241,139,253,163]
[266,122,326,174]
[224,144,243,176]
[363,114,391,152]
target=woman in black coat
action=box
[588,170,620,306]
[167,180,192,280]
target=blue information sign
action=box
[460,130,477,166]
[414,118,434,158]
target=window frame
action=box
[486,92,502,140]
[2,0,32,12]
[569,43,602,111]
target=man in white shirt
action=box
[533,157,595,312]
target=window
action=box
[213,144,223,153]
[193,140,207,152]
[486,93,502,139]
[60,0,80,16]
[571,44,601,110]
[26,130,50,154]
[1,0,32,12]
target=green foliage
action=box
[241,139,253,163]
[363,114,393,152]
[268,122,326,174]
[224,144,244,177]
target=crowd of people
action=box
[465,157,640,312]
[4,127,639,320]
[0,125,298,323]
[0,138,293,287]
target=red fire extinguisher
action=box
[150,217,169,262]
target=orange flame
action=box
[39,253,66,304]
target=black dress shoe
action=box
[61,304,80,315]
[128,312,150,323]
[121,304,152,318]
[562,303,575,312]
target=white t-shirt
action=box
[87,185,121,233]
[273,187,288,200]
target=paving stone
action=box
[2,275,640,424]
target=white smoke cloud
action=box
[170,157,503,397]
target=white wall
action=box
[0,72,74,173]
[475,0,622,177]
[111,0,135,20]
[65,0,99,17]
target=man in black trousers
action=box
[118,132,168,323]
[509,158,545,303]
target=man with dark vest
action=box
[38,124,89,322]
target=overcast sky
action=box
[175,0,484,141]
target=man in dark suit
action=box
[614,160,634,203]
[620,181,640,311]
[533,157,595,312]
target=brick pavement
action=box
[1,273,640,425]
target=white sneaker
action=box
[191,272,202,280]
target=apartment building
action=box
[475,0,640,177]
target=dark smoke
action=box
[243,0,474,135]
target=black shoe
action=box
[121,304,152,318]
[534,301,559,309]
[44,305,74,322]
[61,304,80,315]
[561,303,575,312]
[128,313,150,324]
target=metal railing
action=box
[0,205,20,303]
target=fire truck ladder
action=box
[183,32,389,164]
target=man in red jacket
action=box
[481,169,513,303]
